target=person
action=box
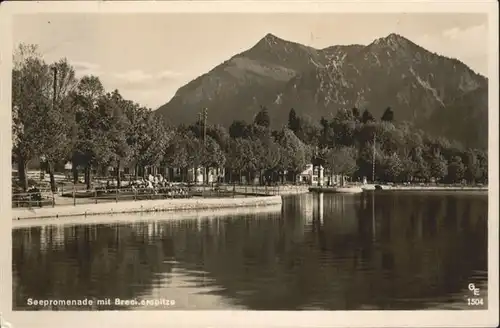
[30,185,42,208]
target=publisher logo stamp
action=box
[466,283,484,307]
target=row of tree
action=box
[12,44,488,192]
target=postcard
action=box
[0,1,498,327]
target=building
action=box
[298,164,349,186]
[298,164,324,186]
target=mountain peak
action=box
[258,33,287,47]
[264,33,279,40]
[385,33,405,40]
[371,33,412,50]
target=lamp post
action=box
[372,133,376,183]
[198,108,208,184]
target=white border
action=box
[0,1,498,328]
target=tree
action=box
[411,147,430,182]
[430,153,448,183]
[381,107,395,122]
[325,146,358,186]
[464,149,483,184]
[319,118,335,148]
[332,109,356,146]
[225,138,246,183]
[226,138,256,183]
[249,123,272,141]
[399,153,417,182]
[163,132,191,182]
[357,122,377,146]
[97,90,131,188]
[42,59,78,192]
[475,150,488,183]
[12,44,52,191]
[380,122,404,154]
[207,124,231,151]
[381,152,404,182]
[71,75,106,189]
[227,138,258,183]
[12,105,21,151]
[276,128,308,183]
[295,116,321,146]
[254,105,270,128]
[252,137,281,185]
[134,111,171,176]
[229,120,249,139]
[200,136,226,183]
[288,108,301,133]
[447,156,465,183]
[361,109,375,124]
[351,107,361,121]
[320,116,328,128]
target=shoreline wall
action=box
[12,195,283,221]
[12,203,283,229]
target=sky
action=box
[13,13,488,109]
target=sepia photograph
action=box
[0,1,498,328]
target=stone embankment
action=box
[12,195,283,221]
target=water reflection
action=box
[13,192,488,310]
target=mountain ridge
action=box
[157,32,488,149]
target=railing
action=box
[12,190,55,208]
[12,183,296,208]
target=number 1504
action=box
[467,298,484,306]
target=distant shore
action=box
[361,184,488,192]
[12,195,283,221]
[309,184,488,193]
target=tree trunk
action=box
[72,165,79,184]
[17,155,28,191]
[85,164,92,190]
[116,159,121,189]
[47,160,56,193]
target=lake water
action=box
[12,191,488,311]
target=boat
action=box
[332,186,364,194]
[309,186,364,194]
